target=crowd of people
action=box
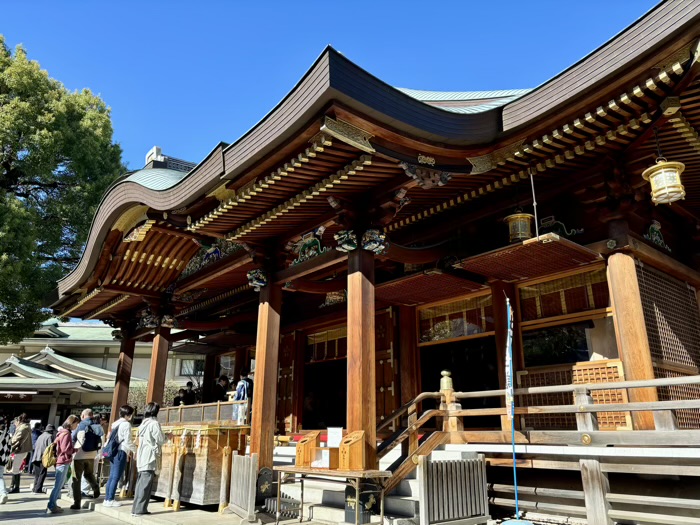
[0,404,165,517]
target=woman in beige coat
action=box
[9,413,32,493]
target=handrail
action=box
[453,373,700,400]
[377,409,443,460]
[376,392,441,434]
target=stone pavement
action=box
[0,472,325,525]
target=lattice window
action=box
[519,268,609,322]
[418,295,493,343]
[636,262,700,369]
[573,360,632,430]
[654,365,700,429]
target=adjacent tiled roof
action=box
[397,88,531,114]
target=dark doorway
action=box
[302,359,347,429]
[420,337,501,429]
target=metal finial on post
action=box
[440,370,453,391]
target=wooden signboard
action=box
[295,430,321,467]
[339,430,365,470]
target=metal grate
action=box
[418,454,490,524]
[636,262,700,368]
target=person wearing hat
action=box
[30,424,56,494]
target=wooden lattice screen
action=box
[636,262,700,429]
[517,359,632,431]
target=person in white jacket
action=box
[103,405,137,508]
[131,402,165,517]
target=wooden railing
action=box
[157,400,249,425]
[377,371,700,523]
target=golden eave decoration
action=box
[642,158,686,205]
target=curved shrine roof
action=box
[51,1,700,315]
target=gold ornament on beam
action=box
[643,127,686,205]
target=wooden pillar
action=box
[203,353,217,403]
[250,284,282,470]
[607,252,657,430]
[398,306,420,405]
[291,330,306,433]
[146,326,171,406]
[110,337,136,425]
[347,248,377,468]
[232,347,245,383]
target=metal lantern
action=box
[642,157,686,205]
[505,212,535,243]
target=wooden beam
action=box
[109,337,135,425]
[146,326,171,406]
[606,252,657,429]
[283,277,346,294]
[274,249,347,284]
[398,306,420,405]
[347,248,377,468]
[622,234,700,286]
[250,284,282,470]
[382,241,451,265]
[174,253,253,294]
[102,284,162,299]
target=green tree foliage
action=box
[0,35,123,343]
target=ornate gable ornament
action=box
[466,140,525,175]
[644,220,671,252]
[399,162,451,189]
[320,117,375,153]
[180,239,244,279]
[289,227,328,266]
[247,269,268,292]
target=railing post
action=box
[574,388,598,432]
[440,370,464,433]
[575,386,611,523]
[407,402,418,455]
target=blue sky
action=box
[5,1,659,170]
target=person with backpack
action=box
[70,409,101,509]
[103,404,136,508]
[132,402,165,517]
[81,413,105,498]
[46,415,80,514]
[29,424,55,494]
[0,416,12,504]
[232,369,253,424]
[9,413,32,493]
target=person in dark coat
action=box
[213,375,230,402]
[183,381,197,405]
[30,424,55,493]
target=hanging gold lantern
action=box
[504,212,534,243]
[642,157,686,205]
